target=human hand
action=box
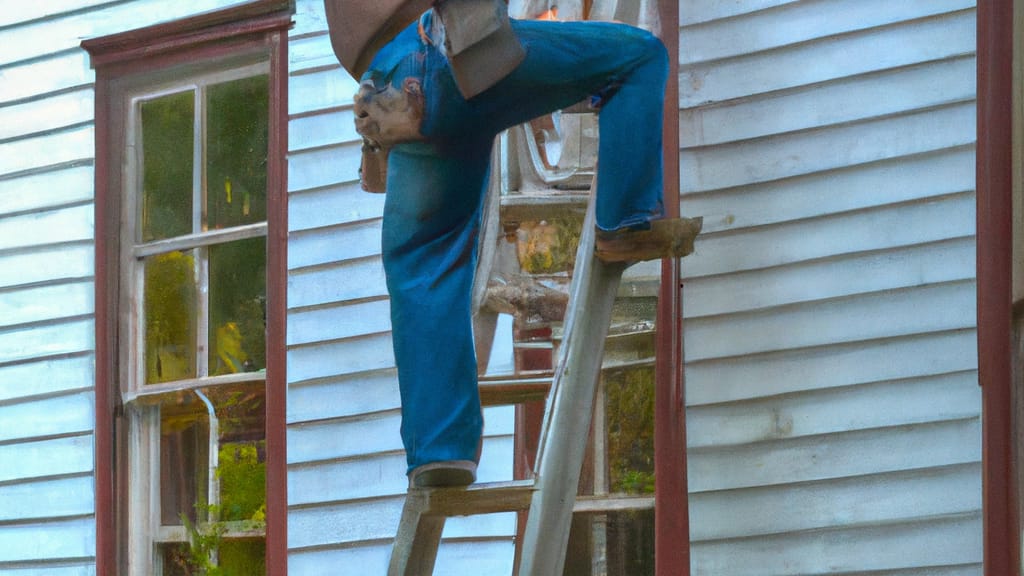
[353,77,426,148]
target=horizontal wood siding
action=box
[285,1,516,572]
[0,1,242,573]
[679,1,981,574]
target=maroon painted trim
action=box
[655,1,690,575]
[264,28,290,576]
[84,3,293,573]
[92,64,116,576]
[81,0,292,67]
[977,0,1020,574]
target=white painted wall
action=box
[679,1,982,573]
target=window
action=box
[83,3,290,574]
[129,67,270,575]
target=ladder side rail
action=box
[517,190,627,576]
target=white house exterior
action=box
[0,0,988,575]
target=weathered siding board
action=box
[0,318,94,367]
[681,0,974,66]
[682,146,974,236]
[0,282,94,329]
[285,1,515,570]
[0,165,94,218]
[680,1,980,573]
[0,476,95,522]
[0,0,117,28]
[688,417,980,493]
[0,517,96,564]
[0,204,93,253]
[684,237,975,318]
[0,89,94,142]
[0,0,231,68]
[687,280,976,361]
[682,57,976,150]
[689,462,981,541]
[687,328,978,406]
[287,436,514,506]
[0,125,94,177]
[681,9,975,108]
[691,513,981,575]
[288,407,514,465]
[288,219,384,269]
[287,256,389,309]
[287,369,400,422]
[0,434,93,484]
[0,391,94,443]
[682,102,975,193]
[687,370,980,449]
[0,565,97,576]
[288,184,385,231]
[0,243,93,290]
[0,51,94,105]
[0,354,95,404]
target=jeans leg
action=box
[421,19,668,230]
[382,142,491,472]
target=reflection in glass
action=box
[159,543,191,576]
[605,366,655,494]
[209,237,267,376]
[206,75,268,230]
[563,509,655,576]
[160,398,206,526]
[145,250,197,384]
[141,91,194,242]
[220,539,266,574]
[159,382,266,570]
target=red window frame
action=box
[82,2,290,574]
[976,0,1021,574]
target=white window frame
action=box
[118,60,270,576]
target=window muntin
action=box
[122,61,269,575]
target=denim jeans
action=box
[370,14,668,472]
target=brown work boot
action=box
[595,216,703,263]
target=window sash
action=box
[123,63,270,398]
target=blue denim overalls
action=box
[365,12,668,474]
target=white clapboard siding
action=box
[680,1,981,573]
[285,1,516,571]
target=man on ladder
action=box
[324,4,699,573]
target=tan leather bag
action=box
[323,0,435,79]
[434,0,525,98]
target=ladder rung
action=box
[411,479,536,516]
[479,375,552,405]
[499,193,588,222]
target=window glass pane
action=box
[145,250,197,384]
[141,91,194,242]
[209,237,266,377]
[160,394,206,526]
[208,382,266,523]
[159,382,266,526]
[605,366,655,495]
[206,75,268,230]
[159,543,191,576]
[220,539,266,574]
[563,509,655,576]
